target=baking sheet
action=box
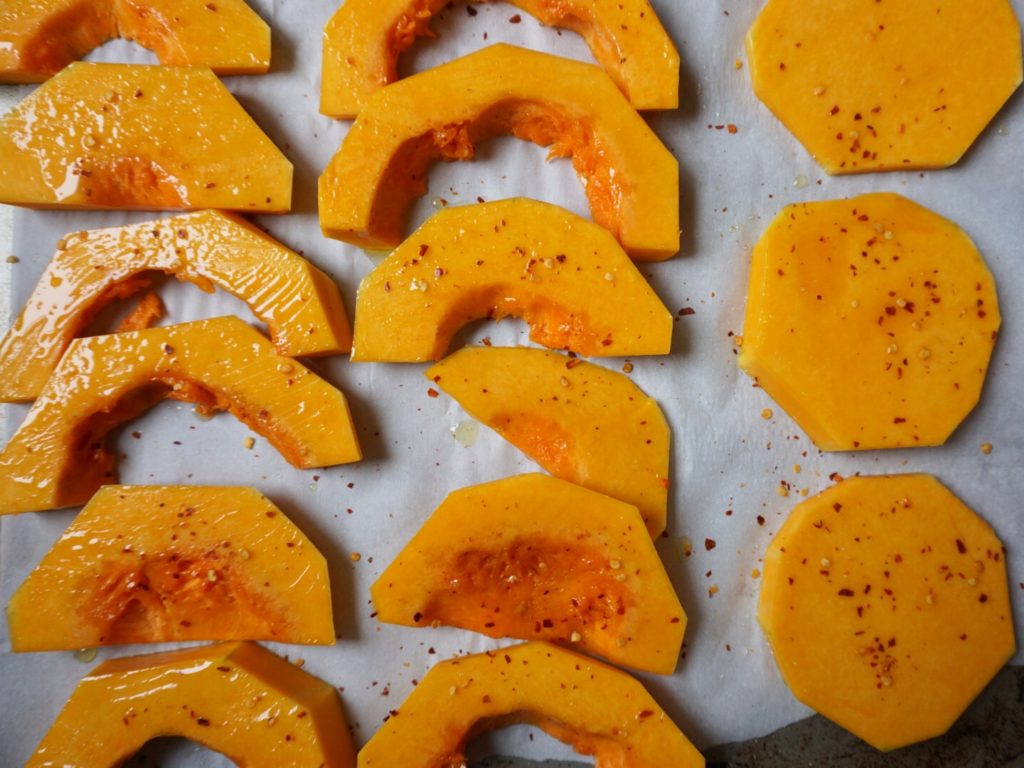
[1,0,1022,764]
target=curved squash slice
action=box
[353,199,672,362]
[0,62,292,211]
[321,0,679,117]
[27,642,355,767]
[358,641,703,767]
[319,44,679,261]
[747,0,1023,173]
[0,0,270,83]
[427,347,669,537]
[0,316,361,516]
[8,485,334,651]
[372,474,685,675]
[0,210,352,402]
[739,193,1000,451]
[760,474,1015,751]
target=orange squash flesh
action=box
[0,0,271,83]
[358,642,703,767]
[0,62,292,211]
[0,210,352,402]
[747,0,1023,173]
[372,474,685,675]
[0,316,362,516]
[760,475,1016,751]
[8,485,335,651]
[321,0,679,117]
[352,199,673,362]
[27,642,356,767]
[319,44,679,261]
[426,346,670,537]
[739,193,1000,451]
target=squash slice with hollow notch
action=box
[0,62,292,211]
[319,44,679,261]
[27,642,355,767]
[321,0,679,117]
[358,641,703,767]
[0,0,270,83]
[427,346,669,537]
[8,486,335,651]
[0,316,361,516]
[353,199,672,362]
[0,210,351,402]
[372,474,685,675]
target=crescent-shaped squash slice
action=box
[319,44,679,261]
[760,475,1015,751]
[321,0,679,117]
[0,0,271,83]
[426,347,669,537]
[353,199,672,362]
[0,62,292,211]
[358,641,703,767]
[0,210,352,402]
[8,485,335,651]
[27,642,355,767]
[0,316,362,516]
[372,474,685,675]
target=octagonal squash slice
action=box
[0,0,270,83]
[747,0,1023,173]
[372,474,685,675]
[0,210,351,402]
[8,485,334,651]
[319,44,679,261]
[0,316,361,516]
[27,641,355,767]
[0,63,292,211]
[760,474,1015,751]
[353,199,672,362]
[321,0,679,117]
[739,193,1000,451]
[359,641,702,767]
[427,347,669,537]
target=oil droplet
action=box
[450,420,479,448]
[74,648,97,663]
[793,175,809,189]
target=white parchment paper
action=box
[1,1,1022,764]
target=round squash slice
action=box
[760,474,1016,751]
[0,316,362,516]
[0,0,271,83]
[27,642,355,767]
[321,0,680,117]
[319,44,679,261]
[372,474,685,675]
[8,485,335,651]
[358,641,703,767]
[739,193,1000,451]
[352,199,673,362]
[0,210,351,402]
[426,346,670,537]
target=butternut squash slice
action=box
[318,44,679,261]
[358,641,703,767]
[0,0,270,83]
[426,347,669,537]
[0,210,352,402]
[0,316,362,516]
[760,474,1015,751]
[353,199,672,362]
[747,0,1023,173]
[372,474,685,675]
[0,63,292,211]
[27,642,355,767]
[8,485,334,651]
[321,0,679,117]
[739,193,1000,451]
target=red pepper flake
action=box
[565,358,582,369]
[637,709,654,720]
[413,612,423,622]
[832,503,843,512]
[979,594,989,603]
[196,718,210,727]
[704,538,717,551]
[466,5,477,15]
[679,307,696,316]
[838,588,854,597]
[756,515,765,526]
[829,105,840,116]
[427,388,439,398]
[418,243,429,256]
[509,13,522,22]
[956,539,967,554]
